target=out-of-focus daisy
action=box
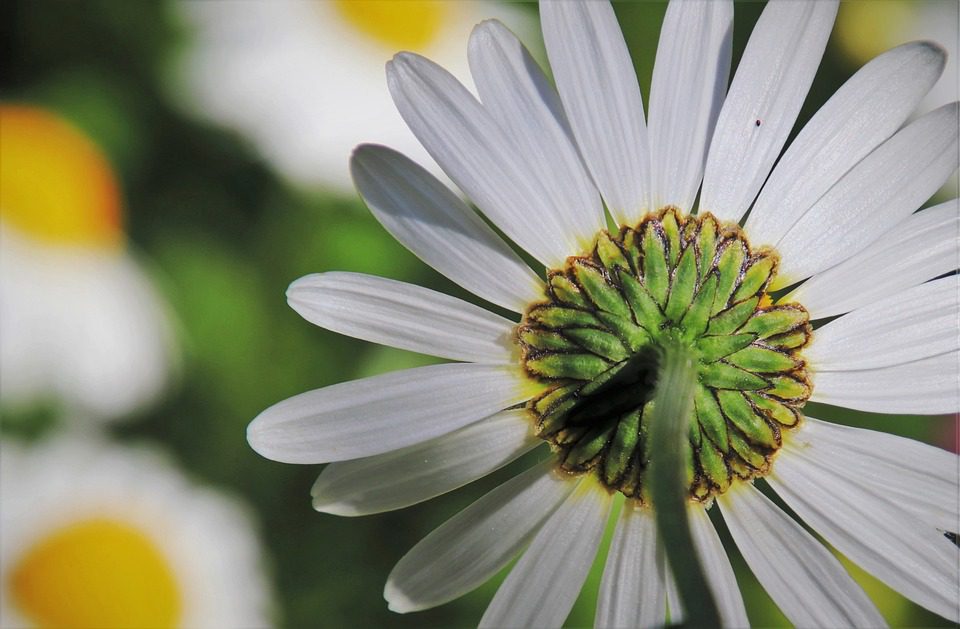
[0,437,273,628]
[250,0,960,626]
[0,105,175,422]
[836,0,958,113]
[174,0,538,195]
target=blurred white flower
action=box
[836,0,958,114]
[0,437,273,628]
[0,106,176,423]
[173,0,538,194]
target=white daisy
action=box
[173,0,538,195]
[0,437,273,628]
[0,105,176,423]
[249,0,960,626]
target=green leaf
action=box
[699,438,730,491]
[726,346,800,373]
[661,210,682,268]
[741,305,808,338]
[520,328,576,351]
[707,296,760,335]
[526,353,610,380]
[717,390,778,448]
[712,241,746,314]
[681,275,719,339]
[694,384,729,450]
[564,327,630,362]
[733,255,776,302]
[549,273,589,308]
[699,361,768,390]
[529,305,599,328]
[697,333,756,362]
[596,231,630,272]
[604,409,642,485]
[665,245,698,322]
[573,261,631,318]
[642,222,670,307]
[766,375,810,400]
[619,271,665,331]
[747,392,800,427]
[596,311,651,352]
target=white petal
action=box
[648,0,733,213]
[351,145,543,312]
[541,0,651,225]
[789,199,960,318]
[596,506,667,629]
[288,272,516,364]
[747,42,947,246]
[688,506,750,628]
[776,103,960,284]
[718,483,885,628]
[311,409,538,516]
[806,276,959,371]
[782,416,959,541]
[811,351,960,415]
[248,363,527,463]
[701,0,838,223]
[385,459,575,613]
[469,20,605,248]
[479,482,611,628]
[387,52,580,267]
[771,425,959,621]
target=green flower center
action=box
[517,208,812,502]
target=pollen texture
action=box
[517,208,812,501]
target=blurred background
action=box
[1,1,956,627]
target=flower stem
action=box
[648,341,720,627]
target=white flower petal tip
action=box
[747,40,948,247]
[790,198,959,318]
[285,272,516,364]
[702,0,839,224]
[775,101,960,283]
[349,144,543,312]
[384,585,417,614]
[773,417,960,621]
[806,276,960,372]
[540,0,651,226]
[247,363,525,464]
[310,409,537,517]
[719,483,885,628]
[468,20,605,250]
[385,52,585,268]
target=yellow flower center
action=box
[0,106,123,249]
[333,0,448,51]
[8,518,181,628]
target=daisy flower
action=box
[0,105,176,422]
[174,0,537,194]
[0,437,273,628]
[249,0,960,626]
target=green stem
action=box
[648,341,720,627]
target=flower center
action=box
[332,0,448,51]
[517,208,812,502]
[0,106,123,249]
[8,517,182,628]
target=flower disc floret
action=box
[518,208,812,501]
